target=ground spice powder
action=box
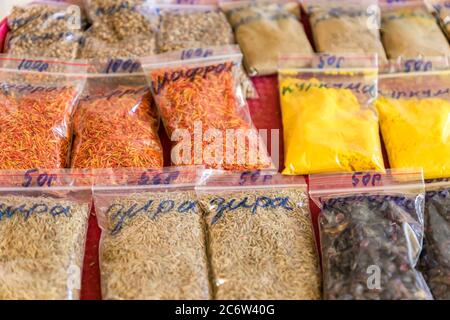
[279,76,384,175]
[307,3,387,61]
[376,97,450,180]
[223,2,313,76]
[381,5,450,59]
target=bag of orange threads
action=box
[71,58,164,169]
[142,45,273,171]
[0,56,87,170]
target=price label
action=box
[318,54,345,69]
[352,172,382,187]
[18,59,49,72]
[22,169,58,188]
[105,59,140,74]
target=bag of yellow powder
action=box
[380,1,450,59]
[279,56,385,175]
[376,71,450,180]
[220,0,313,76]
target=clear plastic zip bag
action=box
[0,56,88,170]
[380,0,450,59]
[420,179,450,299]
[196,170,322,300]
[141,46,273,170]
[303,0,387,63]
[310,169,432,300]
[93,167,211,300]
[71,58,163,169]
[376,70,450,180]
[0,169,92,300]
[220,0,313,76]
[155,2,258,98]
[80,0,159,58]
[278,54,385,175]
[7,1,84,59]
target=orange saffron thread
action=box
[149,63,272,170]
[0,88,77,169]
[71,88,163,169]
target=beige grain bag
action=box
[0,170,92,300]
[305,0,387,62]
[93,168,211,300]
[221,0,313,76]
[197,171,321,300]
[380,1,450,59]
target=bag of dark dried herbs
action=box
[93,167,211,300]
[420,179,450,299]
[310,170,433,300]
[0,169,92,300]
[156,3,258,99]
[197,170,321,300]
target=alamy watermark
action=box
[367,265,381,290]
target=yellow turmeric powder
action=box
[376,96,450,180]
[279,76,385,175]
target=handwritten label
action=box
[404,59,432,73]
[10,13,43,28]
[180,48,214,60]
[0,82,69,94]
[317,54,345,69]
[321,194,416,211]
[138,170,181,186]
[426,189,450,200]
[95,2,135,16]
[105,59,140,74]
[0,203,71,221]
[282,81,376,97]
[151,62,234,95]
[380,87,450,99]
[80,86,149,102]
[22,169,58,188]
[209,196,293,224]
[239,171,273,185]
[18,59,49,72]
[352,172,382,187]
[234,12,297,29]
[108,199,198,235]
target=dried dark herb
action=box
[320,194,432,300]
[421,186,450,299]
